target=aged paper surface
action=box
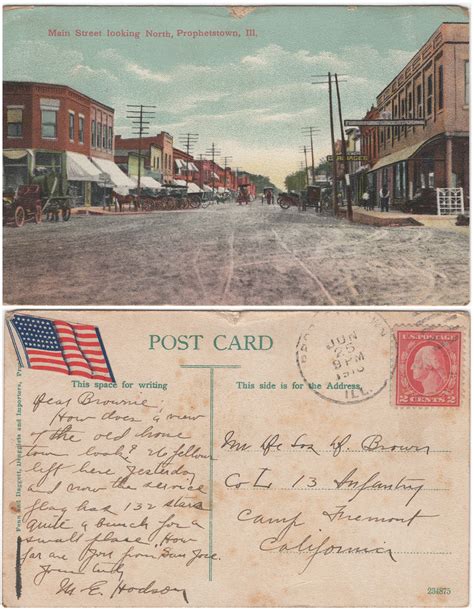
[3,5,469,306]
[3,310,469,607]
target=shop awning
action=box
[172,179,187,187]
[3,149,30,160]
[202,184,213,192]
[175,159,198,172]
[131,175,162,190]
[91,157,136,189]
[66,152,102,182]
[368,139,431,172]
[187,182,202,193]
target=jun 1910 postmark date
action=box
[296,312,391,405]
[395,330,462,407]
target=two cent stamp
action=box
[395,330,462,407]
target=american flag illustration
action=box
[8,314,115,383]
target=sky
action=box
[3,5,469,188]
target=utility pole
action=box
[302,126,319,185]
[311,73,348,216]
[335,73,353,222]
[327,75,338,215]
[178,132,199,185]
[221,156,233,190]
[205,143,222,194]
[197,153,206,189]
[299,161,306,190]
[299,145,309,187]
[126,104,156,206]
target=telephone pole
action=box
[299,145,309,187]
[126,104,156,205]
[301,126,319,185]
[221,156,233,190]
[205,143,222,193]
[334,74,353,221]
[197,153,206,189]
[178,133,199,185]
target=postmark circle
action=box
[296,312,391,405]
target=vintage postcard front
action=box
[3,310,469,606]
[2,5,469,306]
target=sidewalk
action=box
[72,207,153,216]
[345,206,469,234]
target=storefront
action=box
[3,149,32,192]
[65,151,102,206]
[366,135,469,209]
[92,157,136,203]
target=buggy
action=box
[3,185,42,227]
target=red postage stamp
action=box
[395,330,462,407]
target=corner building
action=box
[361,22,469,207]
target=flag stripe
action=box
[11,315,114,383]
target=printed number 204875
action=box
[428,588,451,595]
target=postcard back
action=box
[3,310,469,606]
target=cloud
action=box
[125,61,171,83]
[70,64,119,81]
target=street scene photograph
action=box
[3,5,470,305]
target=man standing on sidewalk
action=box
[379,184,390,212]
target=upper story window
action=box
[41,110,57,139]
[78,116,84,144]
[6,107,23,137]
[91,119,96,147]
[438,64,444,110]
[465,60,469,105]
[108,125,113,151]
[39,98,60,139]
[426,74,433,116]
[97,122,102,149]
[102,122,107,149]
[416,84,423,118]
[68,112,75,141]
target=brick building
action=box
[3,81,133,204]
[173,147,199,184]
[360,22,469,208]
[115,132,174,185]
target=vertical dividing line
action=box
[208,367,214,581]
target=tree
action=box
[285,170,306,192]
[243,172,278,194]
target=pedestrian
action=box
[369,188,376,210]
[379,184,390,212]
[361,190,370,210]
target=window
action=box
[465,60,469,105]
[408,91,413,116]
[108,126,113,150]
[7,107,23,137]
[438,64,444,110]
[426,74,433,116]
[41,109,57,138]
[416,84,423,117]
[97,122,102,149]
[78,116,84,144]
[91,120,96,147]
[102,123,107,148]
[69,112,75,141]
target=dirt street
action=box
[3,203,469,305]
